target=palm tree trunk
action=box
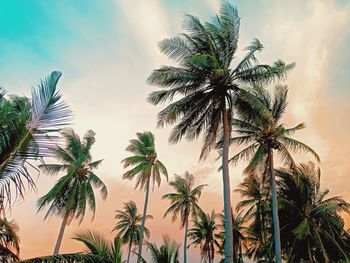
[53,213,69,255]
[269,149,281,263]
[222,108,234,263]
[183,216,189,263]
[127,239,132,263]
[137,176,151,262]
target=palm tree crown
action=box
[122,132,167,190]
[163,172,206,226]
[137,236,180,263]
[230,85,320,173]
[188,210,219,263]
[0,72,71,204]
[162,171,206,263]
[113,201,152,263]
[38,128,107,221]
[277,162,350,262]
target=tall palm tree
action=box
[0,72,71,204]
[113,200,152,263]
[37,128,107,255]
[162,171,206,263]
[122,131,168,261]
[147,2,293,260]
[137,236,180,263]
[277,162,350,262]
[188,211,219,263]
[20,230,125,263]
[229,85,319,262]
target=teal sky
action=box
[1,1,350,262]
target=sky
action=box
[1,0,350,262]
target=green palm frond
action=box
[0,71,72,204]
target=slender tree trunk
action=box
[269,149,282,263]
[53,213,69,255]
[127,239,132,263]
[183,216,189,263]
[137,177,151,262]
[222,108,234,263]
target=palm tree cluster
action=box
[0,1,349,263]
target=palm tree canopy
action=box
[112,200,152,244]
[229,85,320,175]
[217,210,247,258]
[0,217,20,262]
[277,162,350,262]
[147,1,294,159]
[137,236,180,263]
[188,210,219,262]
[0,72,71,204]
[162,171,206,227]
[37,128,107,222]
[122,132,168,190]
[19,230,125,263]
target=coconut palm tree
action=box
[235,175,272,262]
[0,72,71,204]
[277,162,350,262]
[20,230,125,263]
[229,85,319,262]
[188,211,219,263]
[113,201,152,263]
[147,1,293,260]
[37,128,107,255]
[217,210,247,263]
[122,131,168,261]
[162,171,206,263]
[137,236,180,263]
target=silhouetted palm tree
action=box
[122,132,168,261]
[38,129,107,255]
[235,175,272,262]
[277,162,350,262]
[162,172,206,263]
[217,210,247,263]
[229,85,319,262]
[0,72,71,204]
[113,201,152,263]
[188,211,219,263]
[137,236,180,263]
[147,1,293,260]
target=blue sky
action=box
[1,0,350,261]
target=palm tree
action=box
[188,211,219,263]
[113,200,152,263]
[20,230,125,263]
[0,72,71,204]
[137,236,180,263]
[162,171,206,263]
[235,175,272,262]
[122,131,168,261]
[217,211,247,263]
[0,217,20,262]
[147,2,293,260]
[277,162,350,262]
[37,128,107,255]
[229,85,319,262]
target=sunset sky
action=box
[1,0,350,262]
